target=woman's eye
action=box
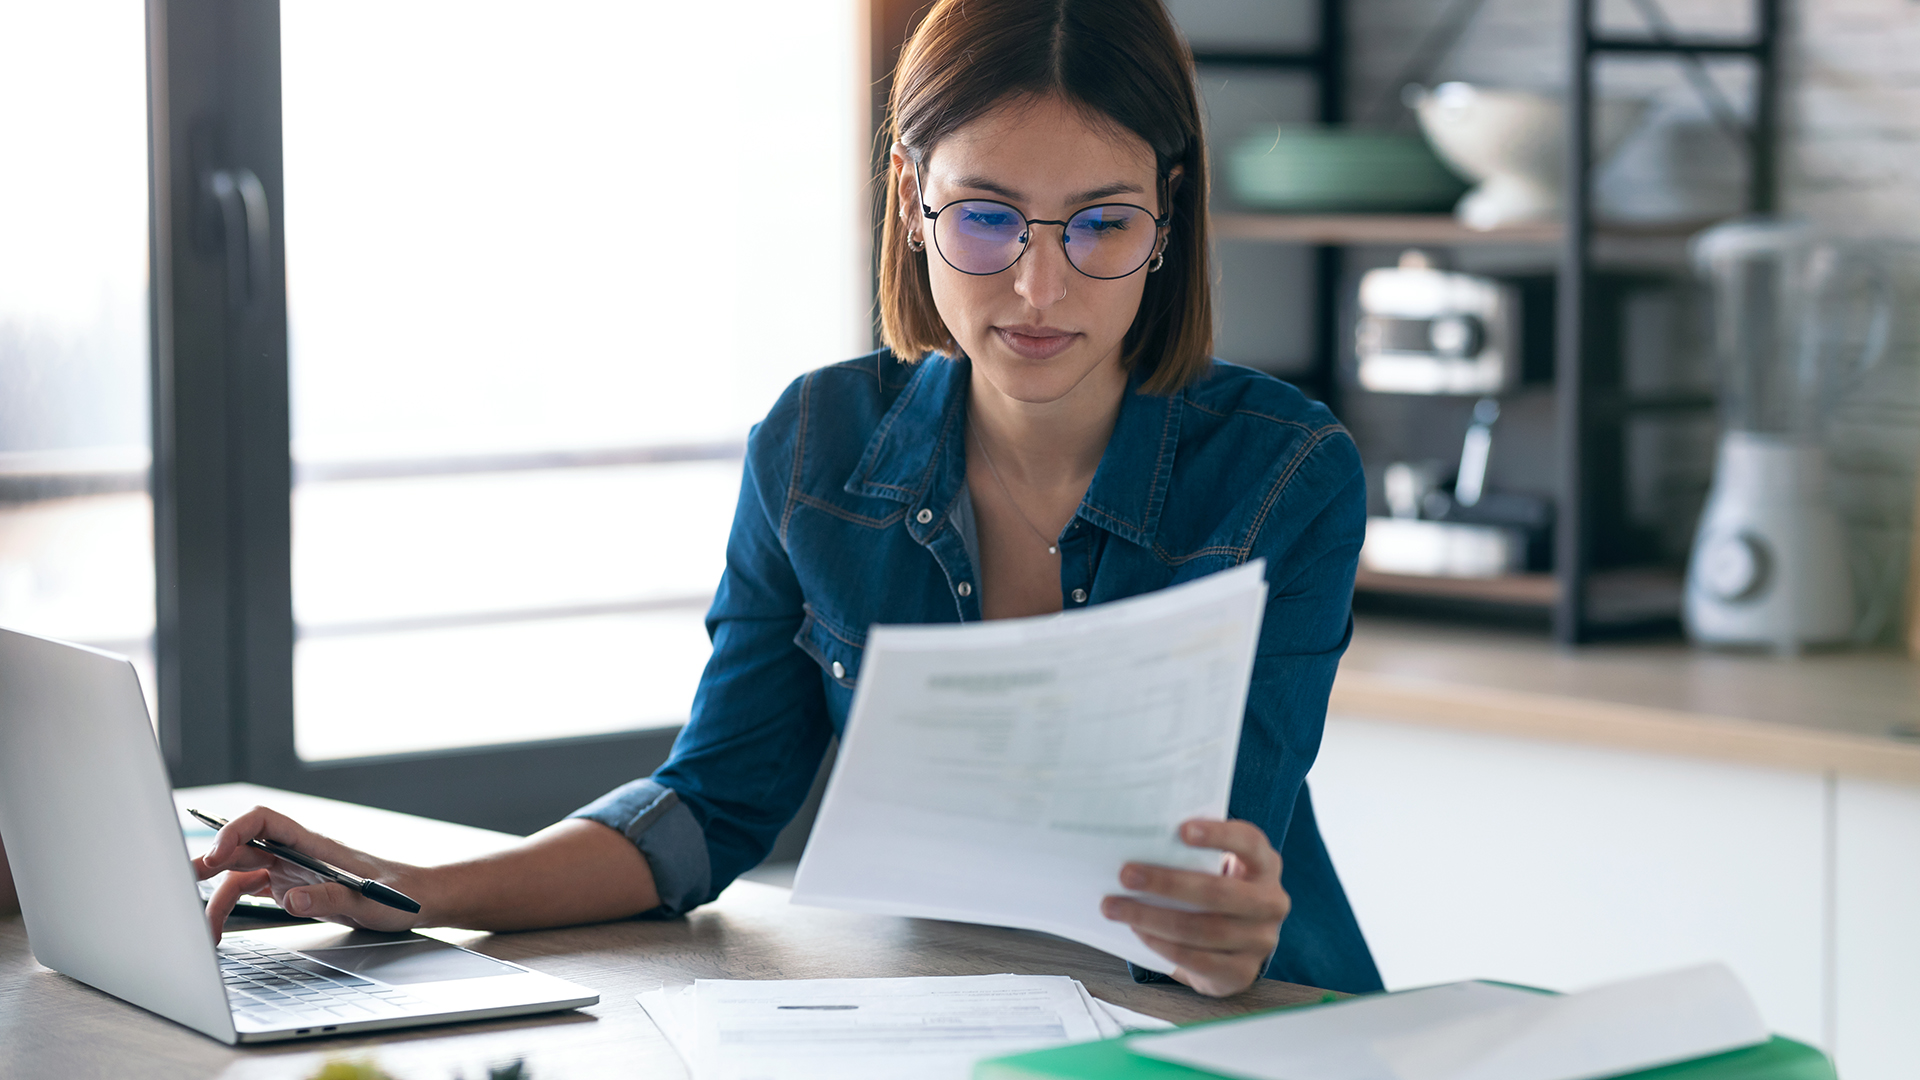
[962,210,1015,229]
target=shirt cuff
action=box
[568,779,711,917]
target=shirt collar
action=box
[1079,362,1183,548]
[846,352,1184,549]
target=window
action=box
[278,2,869,760]
[149,1,870,832]
[0,3,153,711]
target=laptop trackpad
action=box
[300,938,521,985]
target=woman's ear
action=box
[890,141,923,235]
[1161,163,1186,217]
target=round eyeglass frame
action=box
[912,160,1170,281]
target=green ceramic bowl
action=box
[1225,127,1468,213]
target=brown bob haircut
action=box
[878,0,1213,395]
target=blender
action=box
[1686,219,1888,650]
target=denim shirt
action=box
[571,349,1384,994]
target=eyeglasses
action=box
[914,161,1169,280]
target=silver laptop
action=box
[0,626,599,1044]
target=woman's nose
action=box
[1012,225,1071,309]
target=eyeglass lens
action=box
[931,200,1159,279]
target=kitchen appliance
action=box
[1355,253,1557,581]
[1686,219,1888,650]
[1411,82,1649,231]
[1361,399,1555,579]
[1356,251,1521,395]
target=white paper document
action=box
[790,562,1268,972]
[636,974,1171,1080]
[1374,964,1770,1080]
[1126,963,1771,1080]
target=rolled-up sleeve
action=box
[568,382,835,916]
[567,780,712,917]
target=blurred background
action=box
[1,1,1918,1076]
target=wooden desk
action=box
[0,787,1327,1080]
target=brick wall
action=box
[1348,0,1920,230]
[1790,0,1920,233]
[1795,0,1920,643]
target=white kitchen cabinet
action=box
[1307,714,1828,1048]
[1835,777,1920,1080]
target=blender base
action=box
[1685,432,1854,649]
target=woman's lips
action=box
[994,325,1080,360]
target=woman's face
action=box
[897,95,1167,408]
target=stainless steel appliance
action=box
[1355,253,1555,582]
[1355,251,1521,396]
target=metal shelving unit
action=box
[1214,213,1561,246]
[1209,0,1781,643]
[1555,0,1780,642]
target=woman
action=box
[199,0,1382,999]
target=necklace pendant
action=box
[1048,545,1058,555]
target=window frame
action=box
[146,0,745,837]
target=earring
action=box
[907,233,926,253]
[1147,251,1165,272]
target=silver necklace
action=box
[970,421,1060,556]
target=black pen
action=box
[188,808,422,914]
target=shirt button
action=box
[916,508,933,524]
[1071,588,1088,604]
[957,581,972,597]
[830,661,845,680]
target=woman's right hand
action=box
[191,805,433,941]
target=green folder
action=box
[974,996,1835,1080]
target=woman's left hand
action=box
[1100,819,1291,997]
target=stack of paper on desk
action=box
[636,974,1172,1080]
[792,562,1269,972]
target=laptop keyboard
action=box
[219,942,425,1028]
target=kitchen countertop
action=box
[1330,617,1920,784]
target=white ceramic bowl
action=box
[1413,82,1649,230]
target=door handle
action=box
[206,168,270,315]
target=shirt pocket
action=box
[794,604,865,690]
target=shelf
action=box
[1213,213,1724,251]
[1215,213,1561,246]
[1355,567,1687,625]
[1355,569,1559,607]
[1588,35,1767,57]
